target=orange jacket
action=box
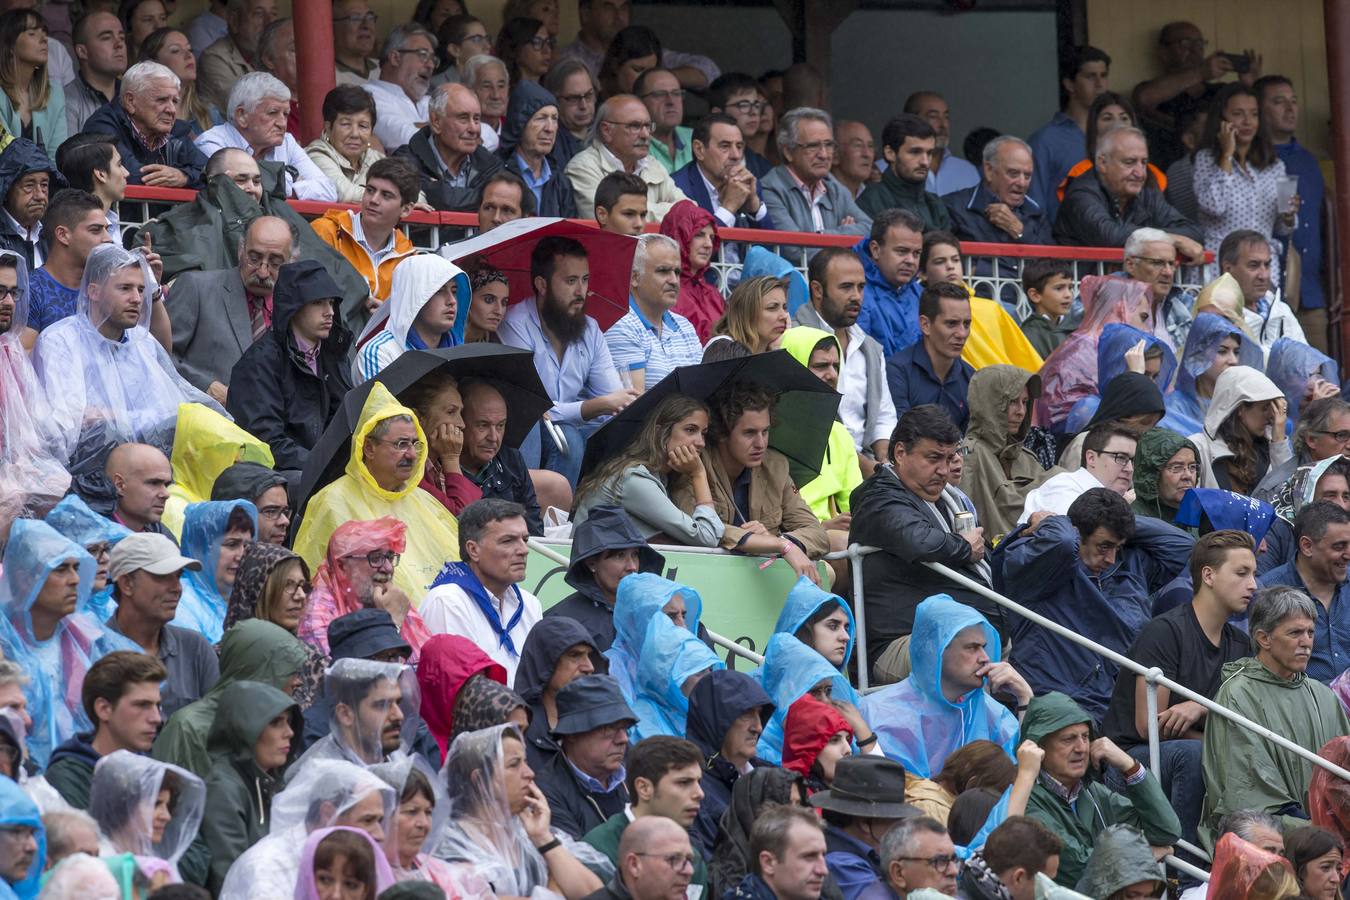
[310,208,418,304]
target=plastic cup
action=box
[1275,175,1299,213]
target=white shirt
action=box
[419,581,542,681]
[347,213,399,270]
[195,123,338,202]
[363,79,429,151]
[598,140,650,177]
[837,324,896,451]
[1017,468,1106,524]
[697,162,767,228]
[3,210,41,268]
[47,41,74,93]
[480,121,499,152]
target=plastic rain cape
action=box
[293,826,396,899]
[351,254,470,383]
[755,633,860,766]
[1266,336,1339,424]
[631,613,725,741]
[1163,312,1264,437]
[0,775,44,900]
[32,243,225,469]
[44,493,132,623]
[602,572,704,709]
[171,499,258,644]
[88,750,205,881]
[162,402,274,539]
[291,658,421,772]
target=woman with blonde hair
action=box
[0,9,65,158]
[702,275,790,362]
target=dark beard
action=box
[541,295,588,345]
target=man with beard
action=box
[291,658,413,771]
[796,247,895,476]
[500,235,637,485]
[363,24,436,152]
[166,215,295,405]
[859,114,950,231]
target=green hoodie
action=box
[153,619,308,778]
[962,365,1057,540]
[1020,692,1181,888]
[1200,657,1350,849]
[1131,428,1199,524]
[1074,824,1165,898]
[200,680,301,894]
[780,326,863,520]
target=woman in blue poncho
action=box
[171,500,257,644]
[755,633,872,766]
[630,614,725,741]
[1164,312,1263,437]
[44,494,132,624]
[602,572,704,707]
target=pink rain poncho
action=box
[292,826,396,900]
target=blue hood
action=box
[603,573,704,706]
[1096,324,1177,394]
[755,633,858,765]
[631,613,725,741]
[1175,488,1275,543]
[45,495,132,549]
[742,246,810,318]
[859,594,1020,778]
[173,499,258,643]
[0,520,95,645]
[852,235,922,357]
[772,576,855,672]
[685,669,773,759]
[1165,313,1263,435]
[0,777,43,899]
[1267,337,1338,424]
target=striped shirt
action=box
[604,300,703,387]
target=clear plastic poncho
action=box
[1266,336,1339,425]
[0,248,69,530]
[1164,312,1264,437]
[859,594,1019,779]
[1206,833,1298,900]
[44,493,132,622]
[217,758,397,900]
[162,402,274,539]
[293,658,421,770]
[87,750,205,882]
[31,243,225,470]
[631,613,725,741]
[0,520,135,769]
[769,576,857,685]
[171,499,258,644]
[755,633,860,766]
[603,572,704,708]
[292,826,397,900]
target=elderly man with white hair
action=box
[83,61,208,188]
[392,81,502,212]
[565,93,687,221]
[1055,125,1204,254]
[195,71,336,201]
[464,54,508,152]
[364,23,437,151]
[1121,226,1197,351]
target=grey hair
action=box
[982,135,1032,166]
[256,17,292,69]
[121,60,179,97]
[1248,585,1318,638]
[1095,125,1148,164]
[381,23,438,64]
[32,854,119,900]
[777,107,832,153]
[463,54,508,89]
[42,809,99,862]
[632,233,679,276]
[1217,809,1283,844]
[0,659,27,689]
[879,816,948,868]
[368,414,414,442]
[429,81,477,118]
[1124,227,1172,259]
[1295,398,1350,457]
[226,71,291,119]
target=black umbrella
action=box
[294,344,552,520]
[580,350,842,486]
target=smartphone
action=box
[1220,52,1251,74]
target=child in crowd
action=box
[1019,260,1075,359]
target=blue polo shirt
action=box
[1275,138,1325,309]
[602,299,703,387]
[1259,559,1350,683]
[513,152,552,210]
[884,338,973,432]
[1028,110,1087,218]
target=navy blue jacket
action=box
[83,102,207,188]
[672,161,776,231]
[885,339,974,432]
[685,671,773,860]
[942,182,1054,290]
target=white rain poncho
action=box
[290,658,421,773]
[372,756,494,897]
[434,723,613,896]
[31,243,225,469]
[87,750,206,884]
[0,248,69,526]
[351,254,470,384]
[218,758,396,900]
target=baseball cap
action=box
[107,533,202,582]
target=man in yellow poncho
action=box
[293,382,459,605]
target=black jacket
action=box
[685,671,773,861]
[465,446,543,534]
[83,102,207,188]
[535,745,629,840]
[394,127,503,212]
[225,261,353,472]
[1053,169,1202,247]
[0,139,57,269]
[847,466,1006,663]
[514,617,596,770]
[498,80,578,218]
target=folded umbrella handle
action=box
[543,418,569,456]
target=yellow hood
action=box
[164,403,274,538]
[348,382,431,502]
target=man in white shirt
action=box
[195,71,337,201]
[419,498,542,680]
[1019,424,1139,524]
[363,24,436,152]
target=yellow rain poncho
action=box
[292,383,459,605]
[779,326,863,520]
[962,283,1044,372]
[163,404,274,538]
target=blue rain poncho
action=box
[1066,323,1179,431]
[755,633,859,765]
[0,775,44,899]
[858,594,1019,778]
[44,494,132,623]
[0,520,135,770]
[771,577,857,675]
[171,500,258,643]
[603,573,703,707]
[1266,337,1338,424]
[1164,312,1263,436]
[631,614,725,741]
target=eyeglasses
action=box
[724,99,766,114]
[1162,462,1199,475]
[1165,36,1208,50]
[641,88,685,102]
[461,33,492,45]
[635,852,696,872]
[0,286,21,301]
[258,504,292,521]
[795,139,837,155]
[1129,255,1178,270]
[395,47,435,63]
[605,119,653,135]
[557,89,596,106]
[1099,451,1135,468]
[346,550,401,568]
[527,35,557,50]
[86,542,112,558]
[334,12,377,25]
[245,250,288,271]
[370,436,425,454]
[900,854,960,871]
[1314,430,1350,443]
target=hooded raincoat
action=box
[351,255,471,384]
[1163,312,1264,437]
[755,633,859,765]
[498,82,577,218]
[0,777,43,900]
[768,576,858,700]
[44,493,131,623]
[291,659,421,773]
[962,366,1055,540]
[293,826,397,899]
[781,694,852,785]
[373,757,494,895]
[660,200,725,342]
[1189,365,1290,492]
[708,767,815,899]
[161,403,274,539]
[33,244,224,469]
[1131,428,1199,522]
[298,515,432,660]
[1266,337,1337,425]
[293,382,461,603]
[211,460,289,505]
[217,758,396,900]
[171,499,258,643]
[1201,657,1350,846]
[547,506,666,657]
[853,236,923,358]
[88,750,206,883]
[1021,692,1181,887]
[859,595,1018,778]
[780,326,864,519]
[1308,736,1350,873]
[603,573,703,707]
[685,669,773,858]
[201,680,302,893]
[152,618,309,777]
[1063,325,1176,432]
[1072,824,1165,899]
[514,616,595,766]
[631,612,725,741]
[417,633,508,758]
[1206,833,1298,900]
[1035,276,1153,430]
